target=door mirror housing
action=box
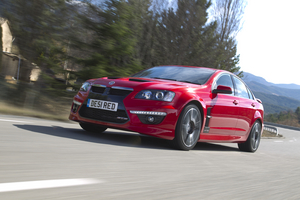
[212,85,233,94]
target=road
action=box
[1,114,300,199]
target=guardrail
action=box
[264,122,300,131]
[263,125,278,136]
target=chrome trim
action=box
[117,117,129,120]
[112,86,134,91]
[92,84,106,88]
[130,110,167,116]
[73,100,82,106]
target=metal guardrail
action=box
[264,125,278,136]
[264,122,300,132]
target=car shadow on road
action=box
[13,124,239,152]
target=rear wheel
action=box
[79,123,107,133]
[173,104,202,151]
[238,121,261,152]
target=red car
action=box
[69,65,264,152]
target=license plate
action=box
[87,99,118,112]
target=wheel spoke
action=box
[184,113,191,124]
[191,109,196,122]
[185,134,192,146]
[182,123,189,139]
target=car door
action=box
[206,73,240,138]
[232,76,257,136]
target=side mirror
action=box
[212,85,233,94]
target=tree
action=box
[152,0,216,66]
[296,107,300,122]
[0,24,2,71]
[3,0,69,72]
[210,0,246,75]
[72,0,143,80]
[212,0,246,42]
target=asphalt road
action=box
[1,114,300,200]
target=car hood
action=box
[90,77,206,91]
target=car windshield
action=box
[131,66,216,85]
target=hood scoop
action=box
[129,78,151,82]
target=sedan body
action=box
[69,66,264,151]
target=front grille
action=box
[79,85,133,123]
[79,105,129,123]
[91,86,105,94]
[109,88,132,96]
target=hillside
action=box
[242,72,300,114]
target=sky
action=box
[236,0,300,85]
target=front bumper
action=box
[69,88,179,140]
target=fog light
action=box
[71,100,82,113]
[147,116,155,123]
[72,104,79,113]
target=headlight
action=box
[80,82,91,92]
[135,90,175,102]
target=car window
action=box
[216,74,234,88]
[233,76,250,99]
[247,87,254,100]
[213,74,234,95]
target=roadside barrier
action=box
[264,122,300,132]
[263,125,278,136]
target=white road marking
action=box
[0,178,102,193]
[289,138,297,142]
[274,140,284,143]
[0,119,31,123]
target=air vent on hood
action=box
[107,76,121,79]
[129,78,151,82]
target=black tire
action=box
[238,121,261,152]
[79,122,107,133]
[173,104,202,151]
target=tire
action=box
[238,121,261,152]
[79,122,107,133]
[173,104,202,151]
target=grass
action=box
[0,102,70,121]
[262,130,283,138]
[0,79,73,121]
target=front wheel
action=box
[238,121,262,152]
[79,123,107,133]
[173,104,202,151]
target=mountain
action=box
[242,72,300,114]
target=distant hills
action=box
[242,72,300,114]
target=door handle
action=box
[233,100,239,105]
[251,103,256,107]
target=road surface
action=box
[1,115,300,199]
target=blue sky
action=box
[236,0,300,85]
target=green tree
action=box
[210,0,246,75]
[0,24,2,72]
[152,0,215,66]
[73,0,143,80]
[296,107,300,122]
[3,0,69,73]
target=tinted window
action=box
[233,76,249,99]
[247,88,254,100]
[215,74,234,89]
[132,66,216,85]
